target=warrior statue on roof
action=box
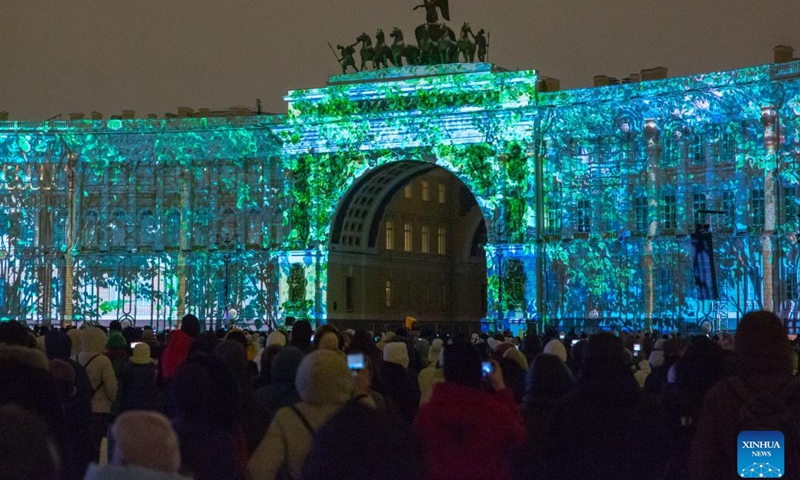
[414,0,450,24]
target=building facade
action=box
[2,57,800,333]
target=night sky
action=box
[2,0,799,120]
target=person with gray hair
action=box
[84,410,191,480]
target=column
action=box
[643,119,661,330]
[762,106,778,311]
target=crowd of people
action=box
[0,310,799,480]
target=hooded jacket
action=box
[77,327,119,414]
[248,349,353,480]
[414,382,524,480]
[254,346,303,414]
[161,330,195,380]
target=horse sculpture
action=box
[356,32,375,71]
[373,29,393,69]
[390,27,420,66]
[458,22,476,63]
[414,23,456,65]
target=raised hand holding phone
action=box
[484,359,505,392]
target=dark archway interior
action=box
[327,161,487,331]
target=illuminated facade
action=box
[3,58,800,333]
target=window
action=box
[576,199,592,233]
[751,186,765,229]
[692,193,707,227]
[784,186,797,226]
[719,132,735,162]
[421,225,430,253]
[546,198,561,235]
[385,280,392,307]
[438,183,446,204]
[661,135,677,167]
[690,135,706,164]
[437,227,446,255]
[385,220,394,250]
[404,222,413,252]
[404,184,412,198]
[661,193,677,231]
[634,196,648,234]
[787,268,798,301]
[421,180,430,201]
[722,190,736,226]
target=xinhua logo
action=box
[738,431,785,478]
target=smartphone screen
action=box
[481,361,493,376]
[633,343,641,353]
[559,333,565,340]
[347,353,365,371]
[571,339,580,346]
[130,342,143,349]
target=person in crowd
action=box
[347,329,382,368]
[338,330,353,352]
[415,342,524,480]
[45,330,94,416]
[690,311,800,480]
[521,353,575,436]
[78,326,119,462]
[520,331,543,365]
[522,332,672,480]
[254,344,284,391]
[106,332,129,378]
[254,331,286,377]
[224,330,259,377]
[499,349,528,404]
[0,319,35,348]
[119,342,159,413]
[289,320,313,353]
[645,336,688,394]
[84,411,191,480]
[49,357,91,480]
[378,341,420,422]
[418,338,444,405]
[248,349,374,480]
[170,354,248,480]
[255,346,303,414]
[302,403,424,480]
[543,337,567,363]
[313,324,340,351]
[68,327,82,360]
[0,404,62,480]
[141,326,162,359]
[161,314,201,384]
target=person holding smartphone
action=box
[414,342,524,480]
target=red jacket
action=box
[414,382,525,480]
[160,330,195,380]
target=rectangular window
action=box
[546,199,561,235]
[385,280,392,307]
[693,193,707,227]
[787,268,798,301]
[751,186,765,228]
[404,184,412,198]
[719,132,735,163]
[576,199,592,233]
[421,225,430,253]
[438,183,446,204]
[722,190,736,227]
[634,196,648,234]
[422,180,430,201]
[385,220,394,250]
[404,222,413,252]
[661,194,677,230]
[346,277,354,312]
[437,227,446,255]
[661,136,677,167]
[690,136,706,164]
[784,186,797,226]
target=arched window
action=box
[166,209,181,247]
[109,209,127,248]
[138,209,155,247]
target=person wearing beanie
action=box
[119,343,159,413]
[317,331,340,351]
[248,349,374,480]
[84,411,191,480]
[78,326,119,463]
[289,320,313,353]
[161,314,201,382]
[377,342,419,422]
[415,342,524,480]
[418,339,445,405]
[106,332,128,379]
[266,331,286,348]
[543,338,567,363]
[690,311,800,480]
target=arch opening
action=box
[326,161,488,332]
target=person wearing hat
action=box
[78,326,119,462]
[418,339,445,405]
[119,343,159,413]
[690,311,800,480]
[105,332,129,380]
